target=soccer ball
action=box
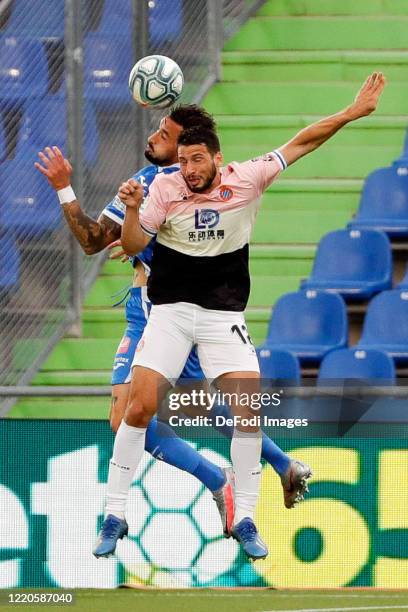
[129,55,184,109]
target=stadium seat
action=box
[263,290,348,363]
[0,230,19,295]
[318,348,396,385]
[83,34,131,107]
[348,166,408,237]
[96,0,133,34]
[0,36,49,102]
[18,96,99,167]
[256,348,301,385]
[149,0,182,45]
[357,290,408,363]
[96,0,182,45]
[0,160,61,237]
[300,229,392,300]
[5,0,64,38]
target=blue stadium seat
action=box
[256,348,301,385]
[0,36,49,102]
[84,35,131,106]
[300,229,392,300]
[0,161,61,237]
[96,0,182,45]
[149,0,182,45]
[348,166,408,237]
[357,290,408,363]
[17,96,99,166]
[264,290,348,363]
[5,0,64,38]
[96,0,133,34]
[318,348,396,384]
[0,231,19,294]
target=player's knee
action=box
[125,396,154,427]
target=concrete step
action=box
[204,81,407,115]
[259,0,408,17]
[222,143,402,179]
[217,114,408,147]
[221,50,408,82]
[33,370,111,385]
[225,16,408,51]
[8,397,108,419]
[263,178,362,210]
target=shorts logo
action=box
[118,336,131,354]
[136,338,145,352]
[195,209,220,229]
[219,187,233,201]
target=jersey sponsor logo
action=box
[113,362,127,370]
[219,187,233,201]
[136,338,145,352]
[188,229,224,242]
[195,209,220,229]
[118,336,131,354]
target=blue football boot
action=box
[93,514,128,558]
[231,517,268,561]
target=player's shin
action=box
[230,428,262,525]
[145,417,226,492]
[261,432,290,476]
[105,420,147,519]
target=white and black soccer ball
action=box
[129,55,184,109]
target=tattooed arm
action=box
[35,146,121,254]
[62,204,120,254]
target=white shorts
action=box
[131,302,260,382]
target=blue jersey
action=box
[104,163,205,383]
[102,164,179,274]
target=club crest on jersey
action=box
[219,187,233,201]
[195,209,220,229]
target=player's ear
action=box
[214,151,223,167]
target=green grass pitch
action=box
[4,589,408,612]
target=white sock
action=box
[231,428,262,525]
[105,421,147,520]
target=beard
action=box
[187,164,218,193]
[144,146,173,166]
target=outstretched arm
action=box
[280,72,386,167]
[35,147,121,254]
[120,179,151,256]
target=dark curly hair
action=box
[177,126,221,155]
[169,104,216,132]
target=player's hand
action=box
[118,179,144,209]
[107,239,128,263]
[349,72,386,120]
[34,146,73,190]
